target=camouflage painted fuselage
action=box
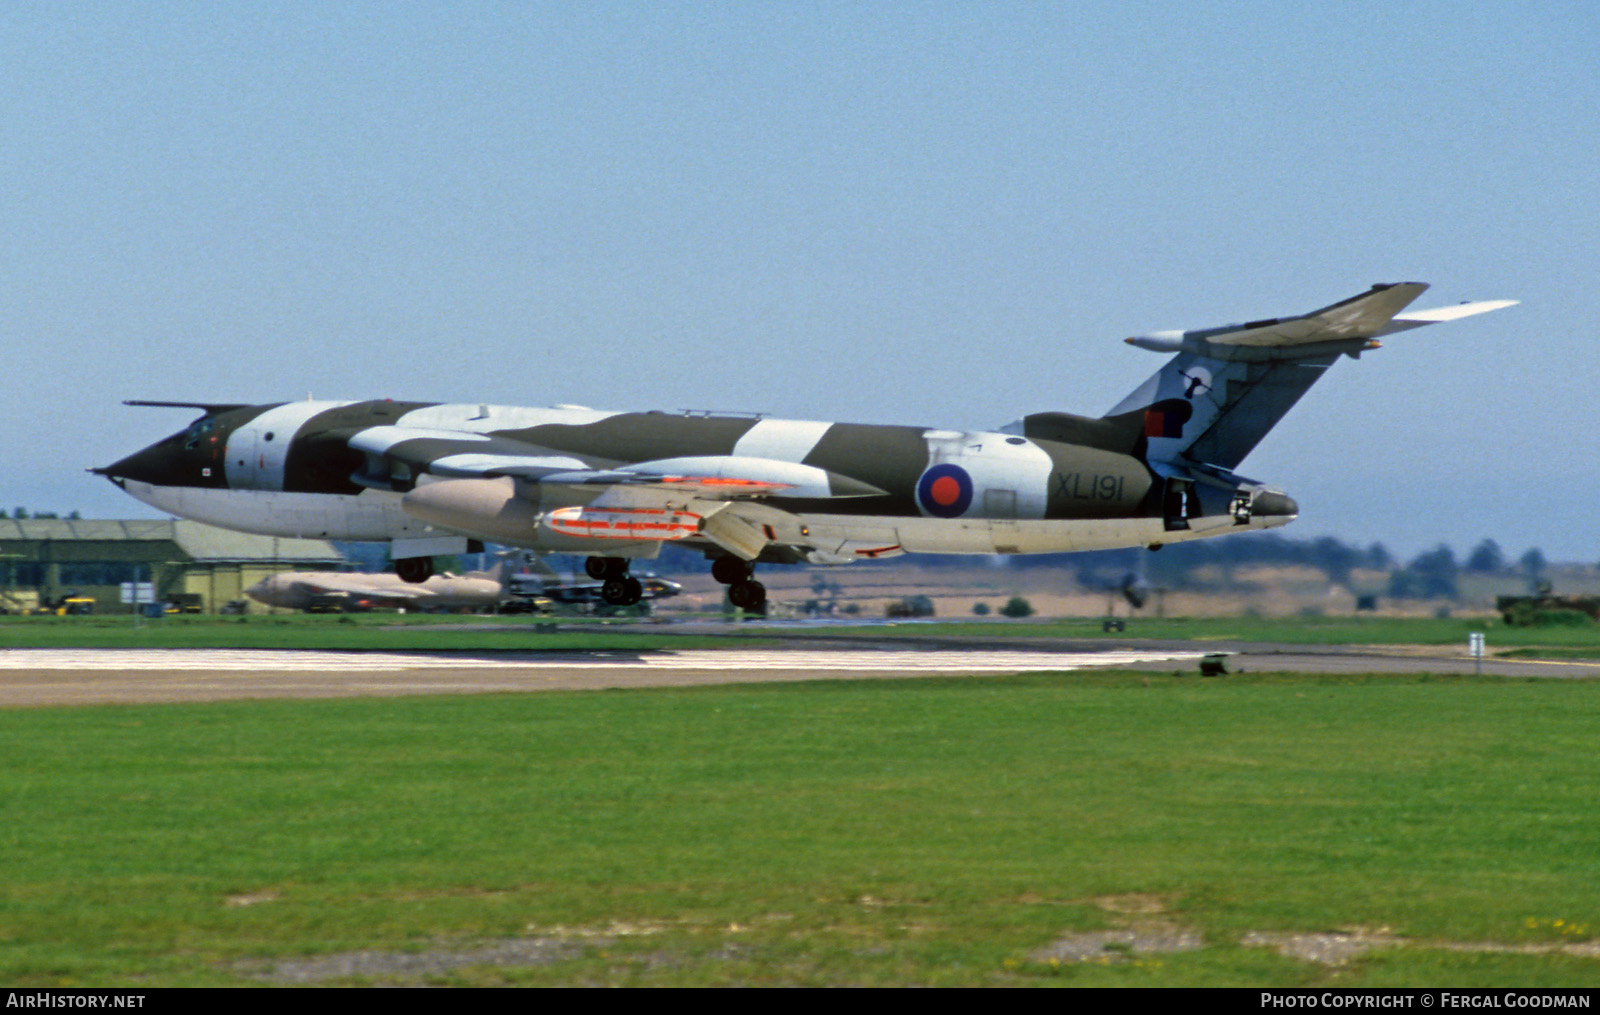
[104,285,1511,569]
[101,398,1290,564]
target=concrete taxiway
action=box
[0,639,1594,708]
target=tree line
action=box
[1050,535,1559,599]
[10,505,1574,602]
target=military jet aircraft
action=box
[505,554,684,609]
[96,283,1513,610]
[246,561,511,612]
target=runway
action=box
[0,640,1594,708]
[0,646,1210,707]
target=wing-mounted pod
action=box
[395,451,887,560]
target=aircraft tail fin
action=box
[1104,283,1515,471]
[522,552,561,579]
[464,550,560,587]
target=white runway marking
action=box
[0,647,1206,674]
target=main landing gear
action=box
[712,556,766,612]
[586,556,644,607]
[587,555,766,612]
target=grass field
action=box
[863,614,1600,652]
[3,670,1599,986]
[3,611,1598,655]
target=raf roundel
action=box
[916,463,974,518]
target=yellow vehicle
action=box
[34,594,96,616]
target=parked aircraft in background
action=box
[99,283,1513,610]
[246,562,510,612]
[507,554,683,607]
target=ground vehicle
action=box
[32,593,96,616]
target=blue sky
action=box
[3,2,1595,561]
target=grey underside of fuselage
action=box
[106,397,1289,563]
[119,477,1288,558]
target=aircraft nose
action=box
[93,445,159,486]
[1251,490,1299,518]
[244,577,280,605]
[95,426,225,490]
[95,439,186,486]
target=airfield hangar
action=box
[0,518,342,615]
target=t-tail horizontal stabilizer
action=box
[1108,282,1516,471]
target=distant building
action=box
[0,518,343,614]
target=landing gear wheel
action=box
[728,579,767,611]
[711,556,752,585]
[586,556,629,581]
[395,556,434,584]
[601,576,644,607]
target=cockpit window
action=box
[182,418,217,451]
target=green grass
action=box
[3,671,1599,985]
[5,611,1598,655]
[863,614,1600,650]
